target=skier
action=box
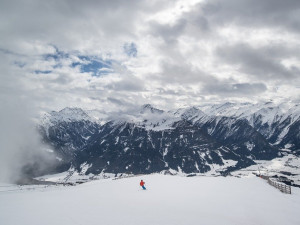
[140,179,146,190]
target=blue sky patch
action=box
[43,46,69,61]
[42,46,68,69]
[73,56,113,76]
[124,42,137,57]
[40,46,114,77]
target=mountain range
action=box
[38,101,300,176]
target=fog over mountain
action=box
[0,95,57,183]
[0,57,57,183]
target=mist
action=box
[0,100,59,183]
[0,56,58,184]
[0,97,58,183]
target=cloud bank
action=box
[0,0,299,113]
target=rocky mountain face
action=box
[39,102,300,176]
[39,108,101,171]
[74,120,255,175]
[198,102,300,154]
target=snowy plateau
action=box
[1,174,300,225]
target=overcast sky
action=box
[1,0,300,114]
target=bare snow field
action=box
[1,174,300,225]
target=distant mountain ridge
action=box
[39,101,300,176]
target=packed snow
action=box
[1,174,300,225]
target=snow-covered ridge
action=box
[40,107,93,129]
[140,104,164,114]
[40,102,300,144]
[37,102,300,178]
[198,101,300,123]
[40,102,300,129]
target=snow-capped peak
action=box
[180,107,206,121]
[140,104,164,114]
[58,107,90,118]
[41,107,92,129]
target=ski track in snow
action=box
[1,174,300,225]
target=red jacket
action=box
[140,181,145,186]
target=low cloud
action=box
[216,43,299,81]
[203,82,267,96]
[0,105,57,183]
[200,0,300,33]
[1,0,300,115]
[0,56,57,183]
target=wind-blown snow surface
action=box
[1,174,300,225]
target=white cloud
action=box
[0,0,299,115]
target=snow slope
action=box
[1,174,300,225]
